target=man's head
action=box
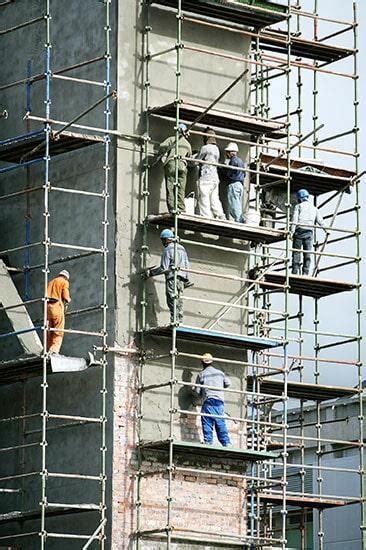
[296,189,310,203]
[225,142,238,158]
[160,228,174,246]
[59,269,70,280]
[201,352,213,367]
[178,122,188,136]
[204,127,216,145]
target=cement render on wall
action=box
[113,1,251,547]
[0,1,117,547]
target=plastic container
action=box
[244,208,260,226]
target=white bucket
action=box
[184,193,195,215]
[244,208,261,226]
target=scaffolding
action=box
[138,1,364,549]
[0,1,112,548]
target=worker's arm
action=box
[62,281,71,304]
[315,208,328,234]
[158,136,173,154]
[223,374,231,388]
[149,247,170,277]
[192,373,203,397]
[290,204,299,235]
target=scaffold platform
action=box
[259,492,360,510]
[247,377,359,402]
[256,272,356,299]
[149,0,288,29]
[136,529,269,548]
[149,101,286,138]
[144,325,281,351]
[259,31,354,63]
[140,440,278,462]
[0,504,99,526]
[0,355,43,386]
[251,155,355,195]
[147,213,286,244]
[0,130,103,164]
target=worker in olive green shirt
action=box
[159,123,192,214]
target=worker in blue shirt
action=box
[145,229,192,324]
[219,142,245,223]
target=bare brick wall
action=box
[111,356,247,548]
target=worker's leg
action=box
[302,229,313,275]
[164,161,176,213]
[201,398,215,444]
[47,302,65,354]
[292,230,302,275]
[210,180,226,220]
[212,399,231,446]
[166,278,184,323]
[197,179,214,218]
[227,181,244,223]
[176,279,184,323]
[177,165,187,213]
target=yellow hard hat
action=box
[201,352,213,365]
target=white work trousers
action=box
[197,178,225,219]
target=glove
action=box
[141,269,150,279]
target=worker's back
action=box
[164,242,189,280]
[47,276,70,303]
[195,365,231,402]
[292,200,324,230]
[160,135,192,165]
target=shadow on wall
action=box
[178,368,201,442]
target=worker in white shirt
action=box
[291,189,328,276]
[195,128,226,220]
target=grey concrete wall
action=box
[113,1,251,547]
[0,1,117,548]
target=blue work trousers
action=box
[292,228,313,275]
[227,181,244,223]
[201,398,231,446]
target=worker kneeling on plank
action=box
[47,269,71,354]
[291,189,328,276]
[193,353,231,447]
[145,229,192,324]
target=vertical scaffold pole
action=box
[353,3,365,548]
[40,1,51,547]
[166,0,183,546]
[281,2,292,548]
[136,1,151,546]
[100,1,112,547]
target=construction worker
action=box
[193,353,231,446]
[46,270,71,354]
[159,123,192,214]
[291,189,328,276]
[145,229,191,324]
[219,142,245,223]
[196,127,226,220]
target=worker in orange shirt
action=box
[46,270,71,354]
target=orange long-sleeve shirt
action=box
[47,276,71,303]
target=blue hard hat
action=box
[296,188,310,201]
[160,229,174,239]
[178,122,187,132]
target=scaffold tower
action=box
[0,0,112,547]
[137,1,364,549]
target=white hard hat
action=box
[225,142,239,152]
[59,270,70,280]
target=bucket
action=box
[244,208,260,226]
[184,192,195,215]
